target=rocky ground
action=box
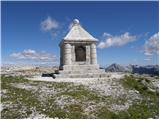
[0,65,159,119]
[1,64,58,77]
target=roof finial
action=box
[73,19,79,25]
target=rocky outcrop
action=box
[105,64,127,72]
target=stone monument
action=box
[54,19,107,78]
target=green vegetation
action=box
[117,100,158,119]
[1,75,97,119]
[1,75,41,118]
[1,75,159,119]
[60,85,101,102]
[97,107,118,119]
[120,75,159,119]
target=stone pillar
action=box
[60,47,63,67]
[64,43,72,65]
[91,43,97,65]
[72,45,75,63]
[86,45,90,64]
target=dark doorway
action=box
[75,46,86,61]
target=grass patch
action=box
[64,104,85,119]
[122,75,158,97]
[1,74,159,119]
[1,75,42,118]
[117,100,158,119]
[120,75,159,118]
[60,85,101,102]
[1,75,96,119]
[97,107,118,119]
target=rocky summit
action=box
[1,64,159,119]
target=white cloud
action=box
[144,58,151,61]
[10,49,57,62]
[41,16,59,31]
[98,32,136,49]
[144,52,153,56]
[144,32,159,56]
[103,32,112,37]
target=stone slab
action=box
[62,65,100,71]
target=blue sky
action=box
[2,1,159,66]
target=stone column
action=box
[60,47,63,67]
[64,43,72,65]
[91,43,97,65]
[86,45,90,64]
[72,45,75,63]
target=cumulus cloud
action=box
[144,56,152,61]
[144,58,152,61]
[10,49,57,62]
[144,32,159,56]
[98,32,136,49]
[102,32,112,37]
[41,16,59,31]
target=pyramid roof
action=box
[63,19,97,41]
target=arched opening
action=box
[75,46,86,61]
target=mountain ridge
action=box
[105,63,159,75]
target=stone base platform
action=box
[53,65,109,79]
[59,65,100,71]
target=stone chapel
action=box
[53,19,107,78]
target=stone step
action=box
[53,73,109,78]
[62,65,100,71]
[56,69,105,74]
